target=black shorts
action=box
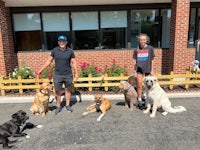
[136,67,150,76]
[53,74,73,91]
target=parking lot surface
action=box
[0,97,199,150]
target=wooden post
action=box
[169,71,174,90]
[185,71,190,89]
[18,76,23,94]
[104,73,108,91]
[88,74,92,92]
[35,75,40,93]
[0,77,5,96]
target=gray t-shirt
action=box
[51,46,75,76]
[133,45,155,73]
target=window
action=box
[161,9,171,48]
[100,11,127,49]
[188,8,196,47]
[131,10,159,48]
[42,12,70,50]
[72,12,99,49]
[13,13,41,51]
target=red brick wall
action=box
[0,0,17,77]
[17,48,189,76]
[0,0,196,77]
[169,0,191,74]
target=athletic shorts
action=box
[136,67,150,76]
[53,74,73,91]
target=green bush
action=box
[12,62,35,79]
[79,62,102,77]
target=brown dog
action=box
[30,83,53,117]
[82,94,111,121]
[119,81,137,111]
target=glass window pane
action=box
[15,31,41,51]
[101,28,126,49]
[188,8,196,47]
[13,13,41,31]
[42,12,70,31]
[161,9,171,48]
[101,11,127,28]
[131,10,159,48]
[72,12,98,31]
[74,30,98,50]
[44,32,71,50]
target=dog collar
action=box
[127,85,132,91]
[96,100,101,105]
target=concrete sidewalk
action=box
[0,92,200,103]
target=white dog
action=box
[192,60,200,73]
[143,76,187,118]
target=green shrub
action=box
[79,62,102,77]
[12,62,35,79]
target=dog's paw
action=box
[150,113,155,118]
[36,125,43,128]
[82,112,87,116]
[97,118,101,122]
[162,112,168,116]
[143,110,149,114]
[26,135,31,139]
[129,108,134,111]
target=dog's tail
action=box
[166,106,187,113]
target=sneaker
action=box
[55,106,62,115]
[65,105,73,112]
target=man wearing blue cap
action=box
[38,35,78,114]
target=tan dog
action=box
[30,83,53,117]
[143,76,187,118]
[82,94,111,121]
[119,81,137,111]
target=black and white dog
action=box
[192,60,200,73]
[0,110,42,149]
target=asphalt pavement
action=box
[0,96,200,150]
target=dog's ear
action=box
[143,77,147,83]
[153,76,158,82]
[12,113,18,120]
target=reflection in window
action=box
[13,13,41,51]
[100,11,127,49]
[42,13,70,50]
[72,12,99,49]
[161,9,171,48]
[131,10,159,48]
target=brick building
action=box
[0,0,198,76]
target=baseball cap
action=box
[58,35,67,41]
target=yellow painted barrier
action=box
[0,71,200,96]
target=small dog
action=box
[192,60,200,73]
[143,76,187,118]
[0,110,43,149]
[119,81,137,111]
[30,82,53,117]
[82,94,111,121]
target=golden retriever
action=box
[143,76,187,118]
[30,83,53,117]
[82,94,111,121]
